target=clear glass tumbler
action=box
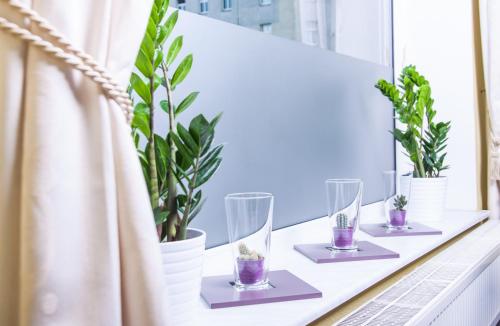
[382,170,411,229]
[225,192,273,290]
[325,179,363,251]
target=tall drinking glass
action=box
[382,171,411,229]
[225,192,273,290]
[326,179,363,251]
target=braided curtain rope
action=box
[0,0,134,123]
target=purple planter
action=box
[237,258,265,285]
[389,209,406,227]
[333,227,353,248]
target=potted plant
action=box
[376,65,450,221]
[129,0,223,323]
[333,213,353,248]
[237,243,265,285]
[389,195,408,227]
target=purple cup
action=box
[237,258,265,285]
[389,209,406,227]
[333,227,354,248]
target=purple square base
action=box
[360,222,442,237]
[294,241,399,264]
[201,270,322,309]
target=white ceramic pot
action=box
[160,228,206,326]
[401,176,448,222]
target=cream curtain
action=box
[0,0,167,325]
[480,0,500,218]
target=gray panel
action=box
[152,11,395,247]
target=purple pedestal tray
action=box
[360,222,442,237]
[294,241,399,264]
[201,270,322,309]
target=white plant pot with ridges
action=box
[160,228,206,326]
[401,176,448,222]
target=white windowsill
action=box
[197,205,490,325]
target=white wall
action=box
[393,0,479,210]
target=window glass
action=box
[177,0,186,10]
[159,4,395,247]
[200,0,208,14]
[169,0,392,66]
[260,23,272,33]
[223,0,232,11]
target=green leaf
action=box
[157,0,169,22]
[174,144,192,171]
[133,131,140,148]
[132,111,150,139]
[175,92,199,116]
[155,135,169,159]
[199,144,224,170]
[154,0,163,10]
[177,194,188,209]
[154,50,164,70]
[188,197,206,224]
[160,100,169,113]
[150,3,160,24]
[158,11,179,46]
[135,49,153,77]
[130,73,151,104]
[140,32,155,61]
[170,132,194,162]
[193,189,202,203]
[178,123,199,155]
[146,17,157,40]
[198,151,222,178]
[200,132,214,156]
[167,36,183,65]
[210,112,223,129]
[171,54,193,89]
[195,157,222,188]
[153,207,168,225]
[154,134,169,188]
[134,102,149,116]
[188,114,211,145]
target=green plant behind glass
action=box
[375,65,450,178]
[129,0,223,242]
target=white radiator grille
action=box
[335,221,500,326]
[428,256,500,326]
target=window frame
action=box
[200,0,209,14]
[222,0,232,12]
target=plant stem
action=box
[161,62,180,241]
[178,156,201,239]
[416,130,426,178]
[148,76,159,209]
[417,117,426,177]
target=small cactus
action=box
[394,195,408,211]
[336,213,349,229]
[238,242,263,260]
[238,242,250,255]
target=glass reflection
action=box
[170,0,392,66]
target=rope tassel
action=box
[0,0,134,123]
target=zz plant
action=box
[130,0,223,242]
[376,65,451,178]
